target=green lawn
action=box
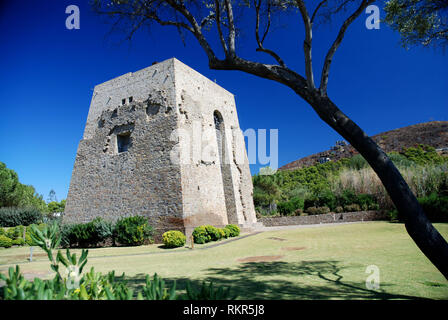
[1,221,447,300]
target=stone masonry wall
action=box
[259,211,388,227]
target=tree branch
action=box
[254,0,286,67]
[311,0,328,24]
[215,0,228,54]
[223,0,236,57]
[319,0,376,95]
[296,0,315,90]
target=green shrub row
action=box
[0,207,42,227]
[61,216,153,248]
[389,193,448,222]
[0,223,47,248]
[192,224,240,244]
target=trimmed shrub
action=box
[0,228,5,236]
[221,227,231,238]
[418,193,448,222]
[225,224,240,237]
[305,206,330,215]
[344,204,361,212]
[12,238,25,246]
[218,228,227,239]
[0,235,13,248]
[114,216,153,246]
[192,226,209,244]
[334,206,344,213]
[0,207,42,227]
[162,230,186,248]
[204,225,221,241]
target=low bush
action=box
[0,235,13,248]
[192,226,209,244]
[204,225,221,241]
[225,224,240,237]
[334,206,344,213]
[344,204,361,212]
[62,218,113,248]
[418,193,448,222]
[162,230,186,248]
[218,228,226,239]
[0,207,42,227]
[304,206,330,215]
[12,238,25,246]
[114,216,153,246]
[277,197,304,216]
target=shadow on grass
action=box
[122,260,428,300]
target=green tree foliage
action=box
[0,162,47,212]
[384,0,448,48]
[253,145,447,217]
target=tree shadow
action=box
[122,260,429,300]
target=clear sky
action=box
[0,1,447,201]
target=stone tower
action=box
[63,58,259,239]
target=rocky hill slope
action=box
[279,121,448,171]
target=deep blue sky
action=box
[0,1,447,201]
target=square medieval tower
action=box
[63,58,259,238]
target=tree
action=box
[0,161,21,207]
[0,161,47,211]
[384,0,448,48]
[91,0,448,278]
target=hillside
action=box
[279,121,448,171]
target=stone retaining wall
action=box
[259,210,388,227]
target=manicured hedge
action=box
[0,207,42,227]
[162,230,186,248]
[114,215,153,246]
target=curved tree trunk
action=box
[306,92,448,279]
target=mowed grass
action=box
[1,221,447,300]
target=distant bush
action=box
[114,216,153,246]
[192,226,209,244]
[344,204,361,212]
[162,230,186,248]
[60,218,114,248]
[277,197,304,216]
[12,238,25,246]
[217,228,226,239]
[418,193,448,222]
[0,207,42,227]
[334,206,344,213]
[225,224,240,237]
[204,225,221,241]
[305,206,330,215]
[0,235,12,248]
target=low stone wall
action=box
[259,210,388,227]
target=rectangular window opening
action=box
[117,133,131,153]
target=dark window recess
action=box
[146,104,160,116]
[129,96,133,103]
[111,109,118,118]
[117,134,131,153]
[122,98,126,105]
